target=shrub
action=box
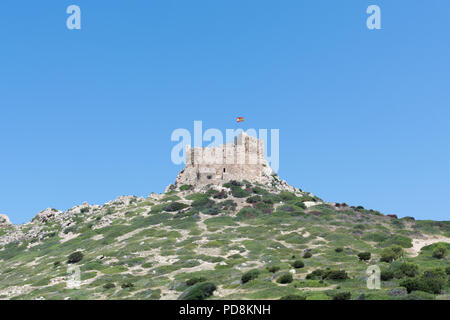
[335,247,344,253]
[186,277,207,286]
[432,245,447,259]
[307,269,349,281]
[325,270,349,281]
[332,292,351,300]
[357,252,371,261]
[292,260,305,269]
[398,263,419,278]
[213,190,228,199]
[279,191,296,201]
[180,184,192,191]
[121,282,134,289]
[267,266,280,273]
[246,196,262,204]
[279,294,306,300]
[231,186,251,198]
[236,208,260,219]
[294,202,306,210]
[103,283,116,289]
[419,269,447,294]
[241,269,260,284]
[400,268,447,294]
[80,207,89,213]
[445,266,450,275]
[67,251,84,264]
[303,252,312,259]
[178,282,217,300]
[224,180,243,187]
[164,202,189,212]
[277,273,293,284]
[381,270,394,281]
[306,269,326,280]
[380,246,403,263]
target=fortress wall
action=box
[177,133,271,187]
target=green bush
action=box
[398,263,419,278]
[277,273,293,284]
[332,292,351,300]
[445,266,450,275]
[380,245,403,263]
[325,270,349,281]
[121,282,134,289]
[267,266,280,273]
[306,269,326,280]
[432,245,447,259]
[307,269,349,281]
[164,202,189,212]
[180,184,192,191]
[292,260,305,269]
[241,269,260,284]
[67,251,84,264]
[246,196,262,204]
[279,191,297,201]
[186,277,207,286]
[230,186,250,198]
[303,252,312,259]
[335,247,344,253]
[178,282,217,300]
[294,202,306,210]
[357,252,371,261]
[381,270,394,281]
[103,283,116,289]
[236,207,260,219]
[418,269,447,294]
[400,268,447,294]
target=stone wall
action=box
[174,132,274,188]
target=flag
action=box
[236,117,244,123]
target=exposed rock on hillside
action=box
[0,214,10,227]
[33,208,62,223]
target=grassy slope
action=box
[0,181,449,300]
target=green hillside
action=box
[0,180,449,300]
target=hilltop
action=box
[0,133,449,300]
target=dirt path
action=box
[407,236,450,257]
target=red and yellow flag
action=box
[236,117,244,123]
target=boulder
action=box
[0,214,11,227]
[34,208,62,223]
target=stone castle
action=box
[173,132,275,189]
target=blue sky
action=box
[1,1,449,224]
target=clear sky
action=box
[1,1,449,224]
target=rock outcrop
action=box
[33,208,62,223]
[0,214,10,227]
